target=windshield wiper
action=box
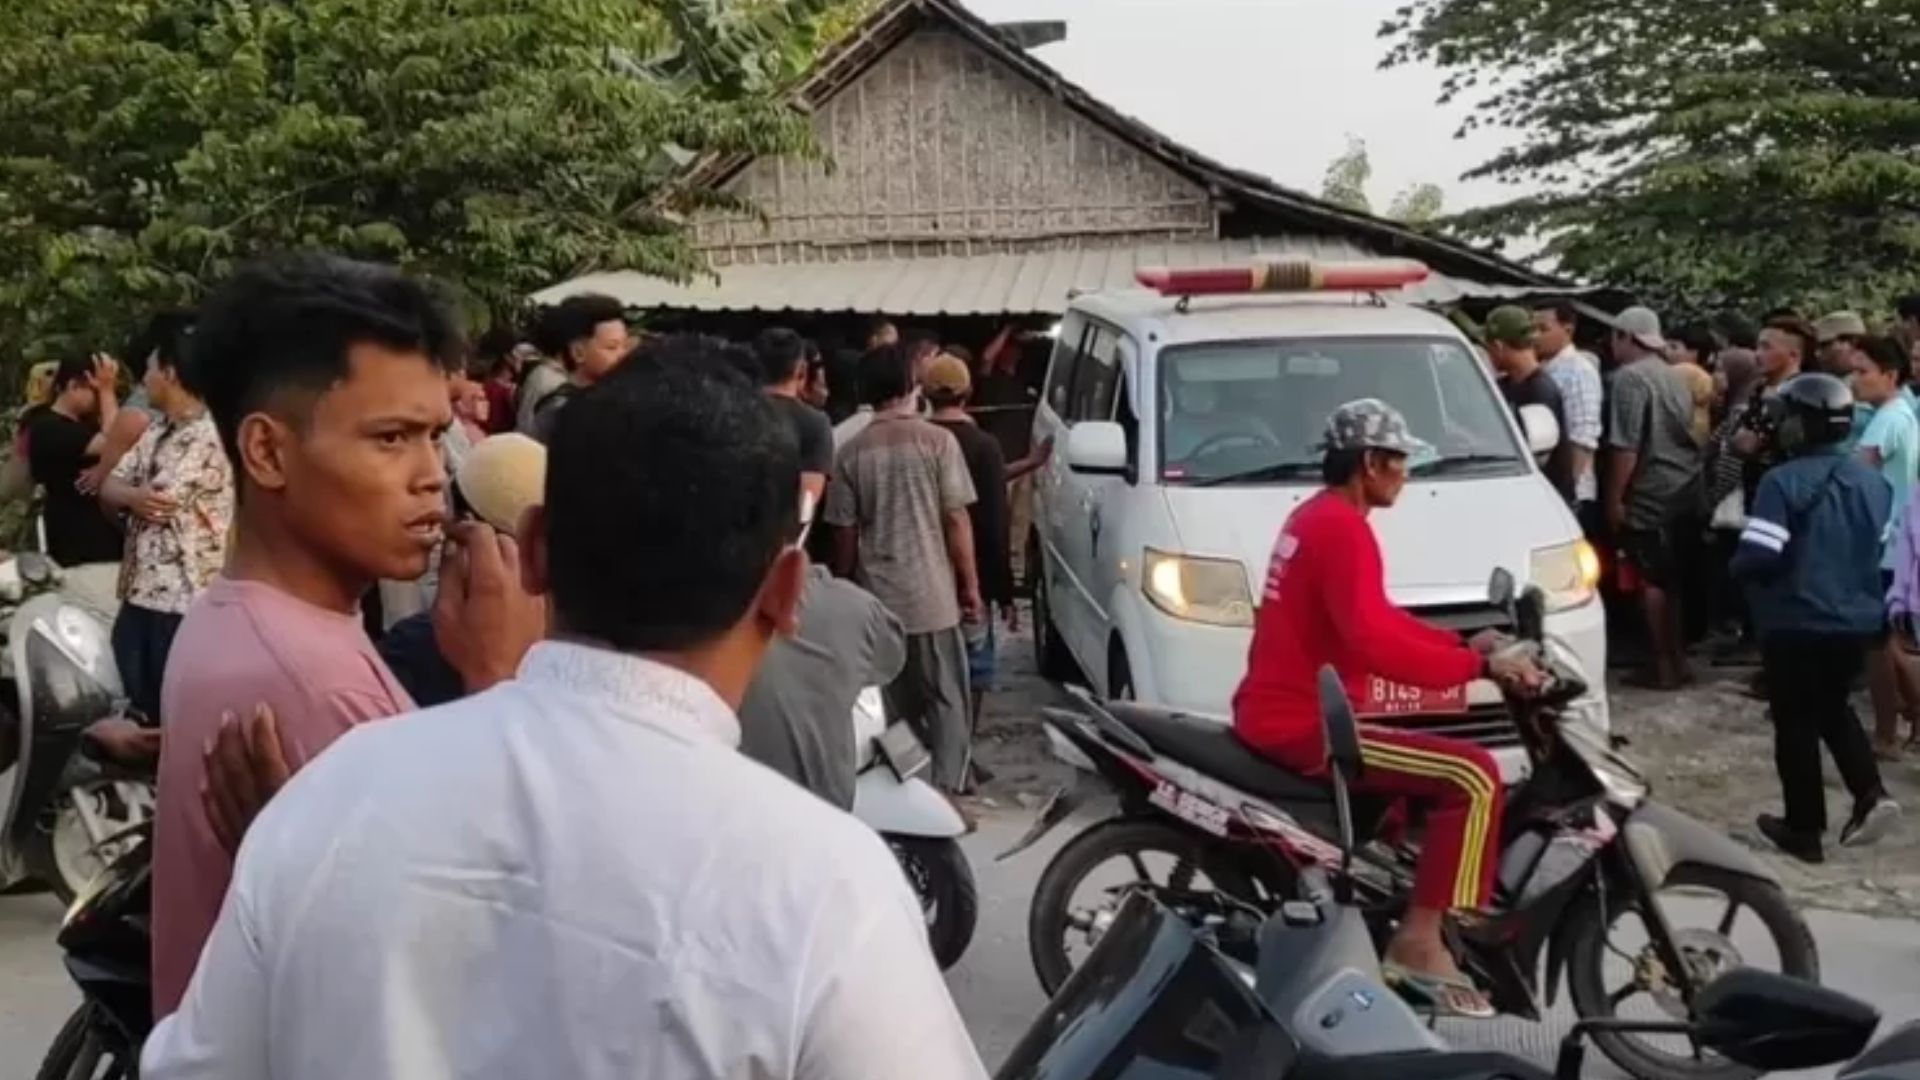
[1410,453,1522,477]
[1187,460,1324,487]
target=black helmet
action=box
[1764,372,1855,456]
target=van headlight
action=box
[1530,540,1601,612]
[1142,549,1254,627]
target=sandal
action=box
[1381,961,1495,1019]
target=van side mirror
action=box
[1487,568,1516,610]
[1692,968,1879,1071]
[1518,403,1561,456]
[1065,421,1129,475]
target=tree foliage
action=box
[1321,136,1376,214]
[0,0,854,368]
[1383,0,1920,312]
[1387,183,1446,225]
[1320,137,1447,224]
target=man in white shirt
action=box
[1532,301,1606,525]
[143,338,986,1080]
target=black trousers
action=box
[111,602,184,725]
[1761,634,1885,834]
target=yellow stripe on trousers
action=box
[1359,740,1496,910]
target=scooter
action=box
[0,552,153,902]
[851,686,979,969]
[39,819,152,1080]
[1009,570,1815,1080]
[997,667,1899,1080]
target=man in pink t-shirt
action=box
[151,254,543,1017]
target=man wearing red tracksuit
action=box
[1233,398,1539,1017]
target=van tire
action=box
[1031,540,1078,683]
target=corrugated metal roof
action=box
[534,239,1589,316]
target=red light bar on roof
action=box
[1135,258,1430,297]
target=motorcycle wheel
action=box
[1566,864,1819,1080]
[887,836,979,970]
[1029,818,1283,996]
[35,1002,134,1080]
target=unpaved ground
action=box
[1614,670,1920,919]
[971,618,1920,919]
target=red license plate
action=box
[1360,677,1468,717]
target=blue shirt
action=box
[1859,395,1920,569]
[1733,448,1892,639]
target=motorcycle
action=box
[1007,569,1816,1080]
[998,667,1897,1080]
[0,552,154,902]
[38,818,152,1080]
[851,686,979,968]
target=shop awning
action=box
[534,238,1595,317]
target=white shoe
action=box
[1839,798,1901,848]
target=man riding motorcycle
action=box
[1231,398,1542,1019]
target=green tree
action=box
[1320,137,1448,224]
[1382,0,1920,311]
[1387,183,1446,226]
[0,0,847,368]
[1321,136,1375,214]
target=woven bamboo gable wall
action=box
[691,28,1218,267]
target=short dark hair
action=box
[544,335,799,652]
[1761,305,1803,324]
[51,356,95,394]
[1672,323,1718,361]
[1863,335,1909,382]
[1322,447,1365,485]
[532,294,625,366]
[188,253,463,465]
[751,327,808,386]
[1764,316,1818,362]
[1899,295,1920,323]
[859,344,913,405]
[1530,300,1578,328]
[473,325,518,366]
[718,340,761,385]
[924,385,967,409]
[125,310,196,378]
[1711,310,1760,350]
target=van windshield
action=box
[1157,336,1525,485]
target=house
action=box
[535,0,1579,324]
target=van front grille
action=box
[1397,601,1522,750]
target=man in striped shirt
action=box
[1532,302,1605,528]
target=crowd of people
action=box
[9,248,1919,1067]
[1,257,1066,1076]
[1470,297,1915,863]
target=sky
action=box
[961,0,1528,216]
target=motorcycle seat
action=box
[1104,702,1332,805]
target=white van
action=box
[1027,264,1608,775]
